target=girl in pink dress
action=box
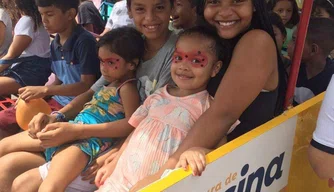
[95,26,239,192]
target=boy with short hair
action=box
[0,0,100,137]
[288,17,334,105]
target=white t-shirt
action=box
[105,0,134,30]
[14,16,50,58]
[311,75,334,154]
[0,8,12,56]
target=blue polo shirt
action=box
[51,25,100,106]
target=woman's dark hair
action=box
[177,26,230,65]
[268,0,300,27]
[15,0,42,31]
[97,26,145,67]
[313,0,334,19]
[269,12,287,37]
[127,0,174,9]
[198,0,287,115]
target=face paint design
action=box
[99,57,121,70]
[172,49,208,68]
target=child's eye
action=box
[156,5,165,10]
[206,0,219,5]
[135,7,145,13]
[108,61,114,65]
[191,59,201,64]
[174,55,183,61]
[232,0,244,4]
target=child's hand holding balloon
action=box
[15,98,52,138]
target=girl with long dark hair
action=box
[0,0,51,96]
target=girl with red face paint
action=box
[95,26,239,192]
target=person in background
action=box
[269,0,300,57]
[288,18,334,105]
[0,0,51,96]
[312,0,334,61]
[2,0,20,27]
[312,0,334,19]
[269,12,290,74]
[100,0,134,36]
[78,0,105,35]
[170,0,199,32]
[308,75,334,179]
[0,0,12,57]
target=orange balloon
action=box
[16,98,52,130]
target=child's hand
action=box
[95,162,115,187]
[36,122,80,148]
[81,160,104,184]
[18,86,48,101]
[28,113,57,139]
[104,150,119,165]
[176,147,211,176]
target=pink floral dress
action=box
[97,85,237,192]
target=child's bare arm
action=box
[0,35,32,72]
[59,89,95,120]
[18,74,96,102]
[44,74,97,97]
[76,82,140,139]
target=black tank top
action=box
[207,61,279,142]
[227,88,278,141]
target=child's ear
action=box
[67,8,77,21]
[211,60,223,78]
[128,59,139,70]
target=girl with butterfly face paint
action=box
[170,38,220,96]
